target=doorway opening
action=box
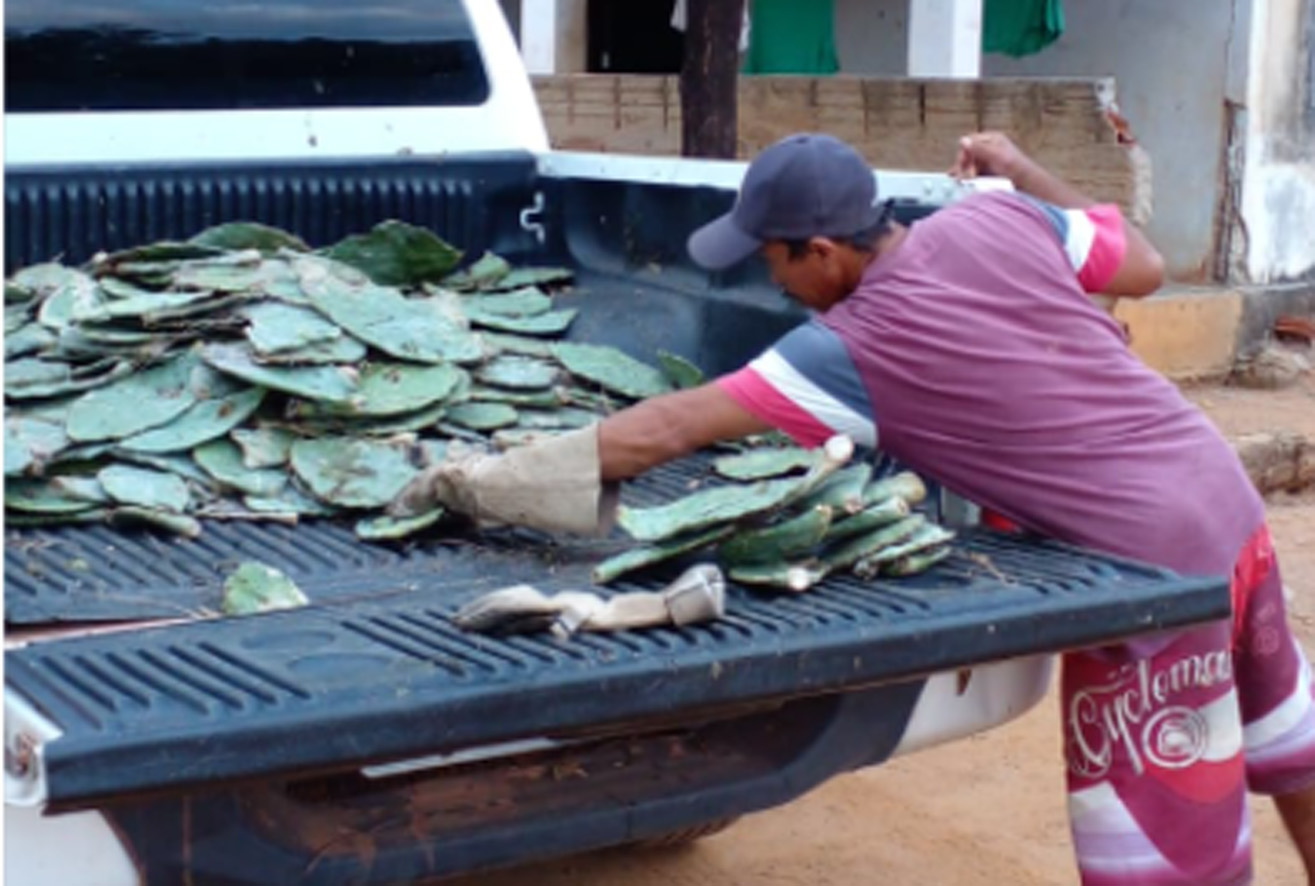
[588,0,684,73]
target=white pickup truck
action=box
[3,2,1227,883]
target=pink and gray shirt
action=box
[718,191,1263,579]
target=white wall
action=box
[515,0,587,75]
[983,0,1248,282]
[835,0,909,75]
[835,0,1247,282]
[1239,0,1315,282]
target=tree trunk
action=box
[679,0,746,158]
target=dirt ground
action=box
[455,376,1315,886]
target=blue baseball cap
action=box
[688,133,883,271]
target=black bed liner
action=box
[7,456,1227,806]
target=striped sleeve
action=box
[1024,196,1128,293]
[716,321,877,448]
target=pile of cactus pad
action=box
[4,220,699,542]
[596,436,956,589]
[5,219,955,589]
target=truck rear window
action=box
[4,0,490,112]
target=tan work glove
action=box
[389,425,618,536]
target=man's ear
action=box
[808,236,839,259]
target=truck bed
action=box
[4,153,1229,881]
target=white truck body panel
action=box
[893,656,1056,757]
[4,808,139,886]
[3,0,547,169]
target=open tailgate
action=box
[4,458,1228,808]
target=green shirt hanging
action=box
[743,0,839,75]
[982,0,1065,58]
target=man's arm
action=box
[391,326,865,534]
[598,383,773,481]
[950,132,1164,298]
[387,383,771,533]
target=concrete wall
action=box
[1238,0,1315,282]
[985,0,1245,282]
[835,0,909,75]
[834,0,1244,283]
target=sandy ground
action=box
[454,376,1315,886]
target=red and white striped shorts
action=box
[1062,525,1315,886]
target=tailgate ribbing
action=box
[5,458,1229,804]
